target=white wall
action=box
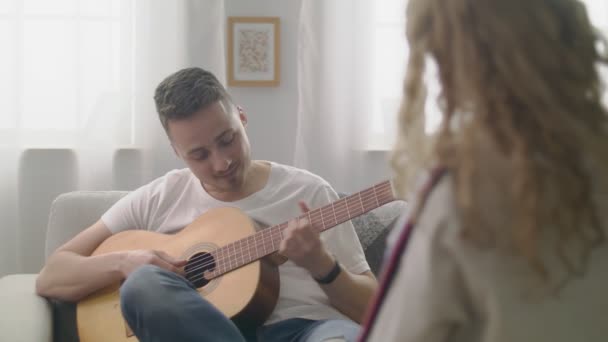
[225,0,391,193]
[224,0,301,167]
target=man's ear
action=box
[171,144,180,158]
[237,105,247,127]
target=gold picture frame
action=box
[227,17,280,87]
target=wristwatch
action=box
[313,260,342,284]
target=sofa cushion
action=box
[45,191,128,342]
[0,274,53,342]
[339,193,406,275]
[45,191,129,258]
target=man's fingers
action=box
[298,201,311,213]
[155,250,187,267]
[151,257,181,273]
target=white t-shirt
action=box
[101,161,370,325]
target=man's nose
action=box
[213,154,232,172]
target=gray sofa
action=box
[0,191,405,342]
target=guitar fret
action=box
[320,206,328,230]
[243,236,248,264]
[221,244,227,274]
[252,232,257,261]
[233,240,239,270]
[269,228,275,253]
[248,235,253,262]
[344,198,351,219]
[369,188,376,210]
[225,242,231,273]
[225,243,230,273]
[230,241,235,270]
[262,229,266,256]
[373,187,380,208]
[258,230,263,256]
[261,232,266,257]
[257,232,262,259]
[249,235,255,263]
[358,192,364,215]
[261,228,268,255]
[234,240,240,271]
[243,237,248,265]
[266,228,271,254]
[223,247,227,274]
[331,202,338,228]
[235,239,241,271]
[315,209,325,232]
[270,226,275,251]
[342,200,349,221]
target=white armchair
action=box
[0,191,128,342]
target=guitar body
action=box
[76,207,280,342]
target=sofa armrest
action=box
[0,274,53,342]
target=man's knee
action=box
[119,265,178,316]
[306,319,360,342]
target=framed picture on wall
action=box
[227,17,280,87]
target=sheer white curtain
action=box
[583,0,608,107]
[295,0,608,194]
[0,0,225,276]
[295,0,382,193]
[294,0,437,193]
[585,0,608,32]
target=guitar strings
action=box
[184,185,394,282]
[185,182,392,268]
[184,184,394,280]
[184,184,394,282]
[184,183,392,270]
[185,197,393,285]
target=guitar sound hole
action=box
[184,252,216,288]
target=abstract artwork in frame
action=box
[228,17,280,87]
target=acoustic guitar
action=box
[77,180,397,341]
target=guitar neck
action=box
[205,180,397,279]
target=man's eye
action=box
[196,152,209,160]
[220,134,235,146]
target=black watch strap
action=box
[314,260,341,284]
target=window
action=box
[583,0,608,108]
[0,0,133,146]
[367,0,405,150]
[368,0,441,150]
[369,0,608,150]
[584,0,608,32]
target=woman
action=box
[361,0,608,341]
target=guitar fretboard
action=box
[190,180,396,281]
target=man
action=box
[36,67,377,342]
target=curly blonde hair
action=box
[392,0,608,280]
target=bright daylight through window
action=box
[369,0,608,150]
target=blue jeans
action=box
[120,265,360,342]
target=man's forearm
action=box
[319,268,378,323]
[309,252,378,323]
[36,251,125,302]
